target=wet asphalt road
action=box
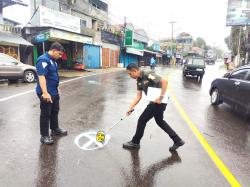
[0,64,249,187]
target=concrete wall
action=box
[30,0,60,26]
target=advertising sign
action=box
[39,6,81,33]
[226,0,250,26]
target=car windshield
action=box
[187,59,205,66]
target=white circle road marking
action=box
[74,131,111,151]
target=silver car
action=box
[0,53,36,83]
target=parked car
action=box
[209,65,250,116]
[183,57,206,79]
[0,53,36,83]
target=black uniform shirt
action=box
[136,70,162,94]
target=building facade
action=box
[0,0,32,63]
[26,0,110,69]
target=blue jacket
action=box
[36,52,59,96]
[150,57,156,65]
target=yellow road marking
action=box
[169,88,241,187]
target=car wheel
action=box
[23,70,35,83]
[211,88,221,105]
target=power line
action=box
[108,12,159,42]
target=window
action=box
[80,20,87,28]
[187,58,205,66]
[245,70,250,81]
[230,69,248,80]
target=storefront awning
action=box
[0,32,33,46]
[143,49,158,55]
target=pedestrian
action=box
[123,63,185,151]
[150,56,156,70]
[36,42,67,145]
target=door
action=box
[83,45,100,69]
[239,69,250,113]
[227,69,249,109]
[102,48,110,68]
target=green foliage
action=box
[224,26,247,57]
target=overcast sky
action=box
[3,0,230,50]
[109,0,231,50]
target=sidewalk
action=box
[58,67,125,78]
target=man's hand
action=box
[126,109,134,116]
[42,92,53,103]
[58,87,61,96]
[154,96,163,104]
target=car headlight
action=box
[196,68,203,71]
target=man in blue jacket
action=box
[36,42,67,145]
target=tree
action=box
[224,27,247,57]
[195,37,207,48]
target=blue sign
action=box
[34,32,49,43]
[152,43,160,51]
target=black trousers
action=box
[38,94,60,136]
[132,103,181,144]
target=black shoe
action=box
[169,140,185,151]
[40,136,54,145]
[51,128,68,136]
[123,141,140,149]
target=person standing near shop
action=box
[36,42,67,145]
[150,56,156,70]
[123,63,185,151]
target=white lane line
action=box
[0,90,34,102]
[0,71,120,103]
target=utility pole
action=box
[245,26,249,65]
[169,21,177,56]
[236,26,242,67]
[123,16,126,67]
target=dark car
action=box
[205,58,215,65]
[0,53,36,83]
[209,65,250,116]
[183,57,206,79]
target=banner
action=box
[226,0,250,26]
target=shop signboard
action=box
[126,47,144,56]
[49,29,93,44]
[39,6,81,33]
[34,32,50,43]
[125,30,133,46]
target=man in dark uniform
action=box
[36,42,67,145]
[123,63,184,151]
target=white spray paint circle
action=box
[88,80,101,85]
[74,131,111,151]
